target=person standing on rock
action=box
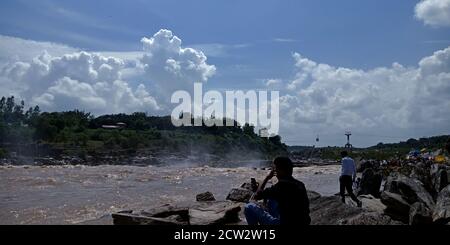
[244,156,311,225]
[339,151,362,207]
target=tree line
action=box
[0,96,287,159]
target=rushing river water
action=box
[0,164,341,224]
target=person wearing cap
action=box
[244,156,311,225]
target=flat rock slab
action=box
[112,201,242,225]
[189,201,242,225]
[112,212,188,225]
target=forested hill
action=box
[0,96,287,160]
[288,135,450,160]
[368,135,450,151]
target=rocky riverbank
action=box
[110,158,450,225]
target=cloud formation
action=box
[0,29,217,115]
[415,0,450,27]
[140,29,216,101]
[1,50,160,115]
[275,47,450,146]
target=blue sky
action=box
[1,0,448,86]
[0,0,449,146]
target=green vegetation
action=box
[0,96,287,160]
[289,135,450,161]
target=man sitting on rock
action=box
[244,156,311,225]
[339,151,362,207]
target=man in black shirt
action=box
[244,156,311,225]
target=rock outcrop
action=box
[430,164,449,194]
[384,174,434,209]
[309,196,363,225]
[112,205,190,225]
[196,191,216,202]
[226,188,253,203]
[432,185,450,224]
[112,201,242,225]
[357,168,382,198]
[409,202,433,225]
[380,191,411,223]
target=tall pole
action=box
[345,131,352,150]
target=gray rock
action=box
[309,196,363,225]
[430,164,449,194]
[189,201,242,225]
[307,190,322,202]
[112,201,242,225]
[357,168,383,198]
[112,212,188,225]
[112,204,189,225]
[409,202,433,225]
[410,162,432,193]
[196,191,216,202]
[340,212,403,225]
[380,191,411,223]
[226,188,253,203]
[384,174,434,209]
[432,185,450,224]
[384,172,401,193]
[357,160,377,173]
[358,194,386,213]
[241,178,259,192]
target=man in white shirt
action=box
[339,151,362,207]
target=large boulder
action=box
[226,188,253,203]
[384,174,434,209]
[310,195,401,225]
[196,191,216,202]
[380,191,410,223]
[384,173,401,193]
[410,162,432,193]
[309,196,363,225]
[357,168,383,198]
[358,194,386,213]
[357,160,373,173]
[409,202,433,225]
[430,164,449,194]
[432,185,450,224]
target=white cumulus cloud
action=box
[0,50,160,115]
[0,29,217,115]
[274,47,450,146]
[415,0,450,27]
[139,29,216,102]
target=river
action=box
[0,164,341,224]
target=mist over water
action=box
[0,163,340,224]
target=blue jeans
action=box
[244,199,280,225]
